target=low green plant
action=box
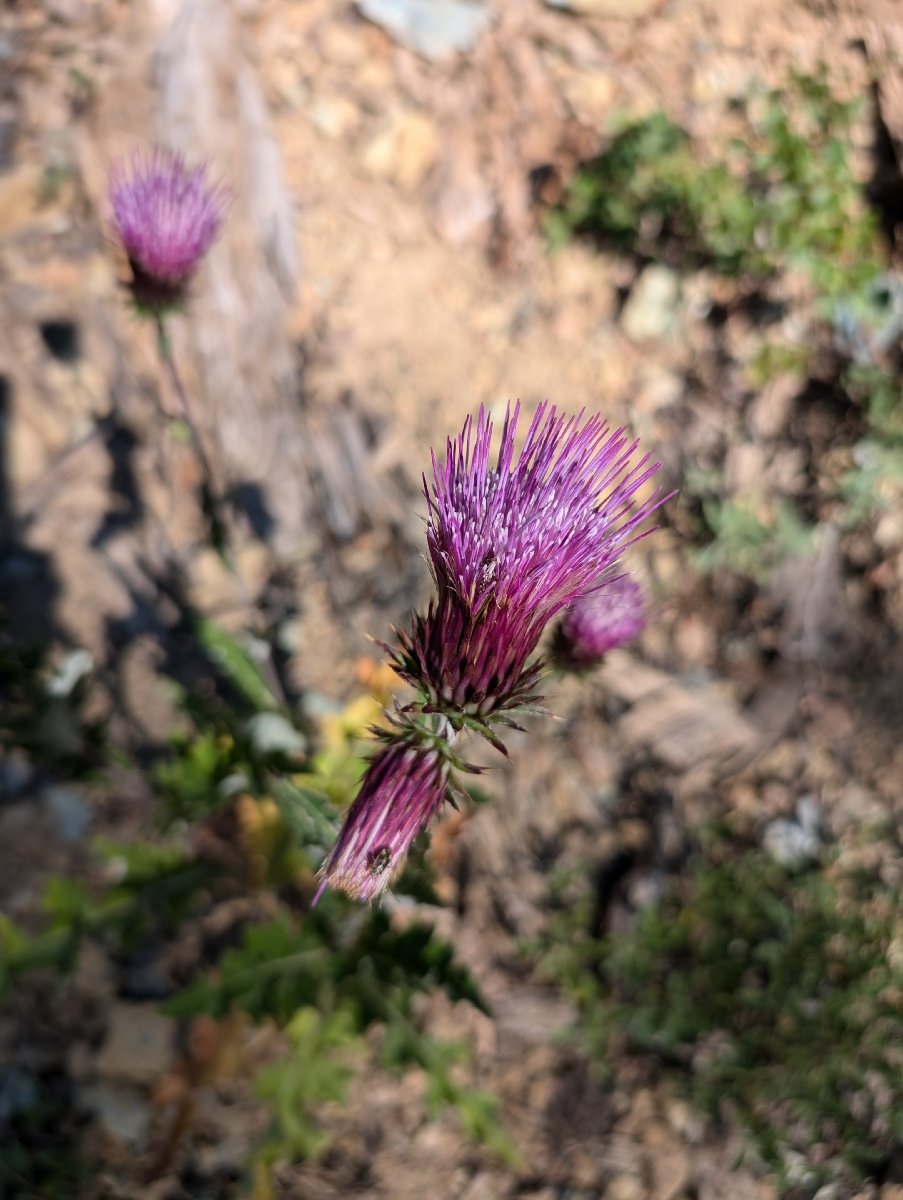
[550,70,903,567]
[1,619,515,1181]
[0,1066,91,1199]
[548,72,880,296]
[538,845,903,1195]
[838,437,903,526]
[693,495,815,581]
[254,1006,363,1164]
[0,630,103,781]
[836,361,903,527]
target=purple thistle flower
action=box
[392,401,662,723]
[108,147,229,307]
[552,569,647,669]
[317,402,666,904]
[315,742,449,902]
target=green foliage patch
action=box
[549,74,879,294]
[549,70,903,573]
[540,847,903,1195]
[693,496,815,582]
[1,623,514,1179]
[0,1067,91,1200]
[0,633,103,778]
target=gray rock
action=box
[46,648,93,698]
[546,0,661,14]
[43,784,92,843]
[0,1069,38,1121]
[357,0,491,60]
[94,1004,175,1086]
[763,796,826,869]
[81,1081,150,1148]
[0,750,33,800]
[812,1184,843,1200]
[301,691,343,721]
[246,711,307,757]
[620,265,681,342]
[796,793,823,838]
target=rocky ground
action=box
[3,0,903,1198]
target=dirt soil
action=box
[3,0,903,1198]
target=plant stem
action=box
[153,314,288,708]
[155,314,217,489]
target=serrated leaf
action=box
[271,778,339,847]
[41,875,92,926]
[254,1004,363,1161]
[0,914,27,959]
[164,915,329,1023]
[195,617,280,712]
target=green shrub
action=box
[1,620,514,1180]
[549,73,880,295]
[539,847,903,1194]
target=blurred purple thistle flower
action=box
[392,401,663,724]
[315,742,449,903]
[108,147,229,308]
[552,569,647,670]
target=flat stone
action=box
[246,711,307,757]
[561,69,619,124]
[546,0,663,16]
[603,657,762,775]
[875,507,903,551]
[318,22,367,66]
[42,784,92,843]
[94,1004,174,1086]
[310,95,360,140]
[762,817,821,868]
[607,1174,645,1200]
[459,1172,508,1200]
[357,0,491,61]
[649,1143,693,1200]
[691,53,757,103]
[81,1081,150,1148]
[361,112,439,191]
[621,265,681,342]
[746,374,800,441]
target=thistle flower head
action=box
[552,569,647,669]
[393,402,662,722]
[315,742,448,902]
[318,402,667,904]
[108,147,229,307]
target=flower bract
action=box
[315,742,449,903]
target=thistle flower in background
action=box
[551,570,647,670]
[315,741,449,903]
[108,147,230,309]
[392,402,662,727]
